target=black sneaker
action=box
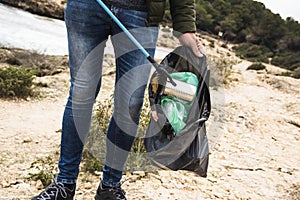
[32,179,75,200]
[95,182,126,200]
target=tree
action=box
[251,10,286,50]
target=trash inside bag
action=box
[161,72,199,133]
[168,72,199,86]
[161,96,187,134]
[145,45,211,177]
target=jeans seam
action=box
[111,60,120,177]
[57,178,77,185]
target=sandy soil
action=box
[1,40,300,199]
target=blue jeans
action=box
[57,0,159,187]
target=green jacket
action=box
[147,0,196,36]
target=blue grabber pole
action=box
[95,0,176,86]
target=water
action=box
[0,3,170,59]
[0,3,68,55]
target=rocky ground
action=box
[1,35,300,199]
[0,1,300,200]
[0,0,65,20]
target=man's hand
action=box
[178,33,205,57]
[151,110,159,122]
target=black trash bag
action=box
[144,45,211,177]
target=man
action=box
[32,0,204,199]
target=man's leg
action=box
[32,1,111,199]
[101,6,159,186]
[57,0,111,184]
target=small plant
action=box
[83,92,154,173]
[125,97,154,172]
[0,66,37,98]
[208,56,235,87]
[247,63,266,71]
[81,150,104,174]
[276,71,293,77]
[82,95,114,175]
[28,155,57,187]
[95,94,114,133]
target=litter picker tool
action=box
[96,0,202,101]
[96,0,176,85]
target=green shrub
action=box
[233,43,272,62]
[95,94,114,133]
[272,52,300,71]
[277,71,293,77]
[81,150,104,174]
[83,93,154,173]
[0,48,69,77]
[293,67,300,79]
[6,57,22,66]
[247,63,266,71]
[234,44,300,71]
[28,155,57,187]
[208,56,236,87]
[0,66,37,98]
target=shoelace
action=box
[36,179,68,200]
[114,178,129,199]
[109,186,126,200]
[100,179,127,200]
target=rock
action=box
[16,183,31,190]
[147,173,161,181]
[157,170,171,177]
[132,171,145,177]
[170,180,183,189]
[129,175,140,182]
[151,181,162,190]
[83,182,92,190]
[94,171,102,176]
[35,180,44,190]
[1,180,10,188]
[160,177,169,184]
[220,155,227,160]
[22,137,33,143]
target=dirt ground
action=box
[1,39,300,199]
